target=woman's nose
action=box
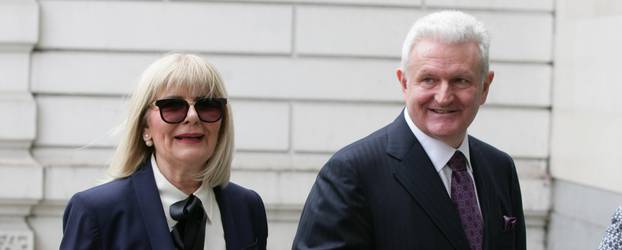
[183,104,200,123]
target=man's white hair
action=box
[400,10,490,76]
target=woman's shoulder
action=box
[69,177,133,209]
[217,182,264,206]
[217,182,268,239]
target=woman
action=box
[60,53,268,250]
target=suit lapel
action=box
[387,113,470,250]
[130,160,175,250]
[214,186,240,250]
[469,138,498,250]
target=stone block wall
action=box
[549,0,622,249]
[0,1,40,250]
[0,0,554,249]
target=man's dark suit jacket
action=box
[293,113,526,250]
[60,159,268,250]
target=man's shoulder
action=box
[332,122,392,161]
[469,135,514,163]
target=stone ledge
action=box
[525,210,549,227]
[267,204,302,222]
[28,202,65,217]
[0,203,36,217]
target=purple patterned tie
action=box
[448,151,483,250]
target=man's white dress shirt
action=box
[403,108,482,211]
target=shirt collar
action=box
[151,155,215,229]
[403,108,472,172]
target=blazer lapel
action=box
[130,160,175,250]
[387,113,470,250]
[469,138,499,250]
[214,186,241,250]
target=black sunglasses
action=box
[154,97,227,124]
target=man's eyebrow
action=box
[415,68,437,75]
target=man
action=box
[292,10,526,250]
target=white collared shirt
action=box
[151,155,226,250]
[403,108,481,210]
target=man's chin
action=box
[426,125,462,136]
[427,128,466,145]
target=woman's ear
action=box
[142,126,153,147]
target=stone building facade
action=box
[0,0,618,250]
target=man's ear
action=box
[479,71,494,104]
[396,68,408,93]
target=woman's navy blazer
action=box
[60,160,268,250]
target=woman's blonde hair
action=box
[108,53,234,187]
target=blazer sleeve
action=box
[60,193,102,250]
[509,159,527,250]
[249,189,268,250]
[292,157,373,250]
